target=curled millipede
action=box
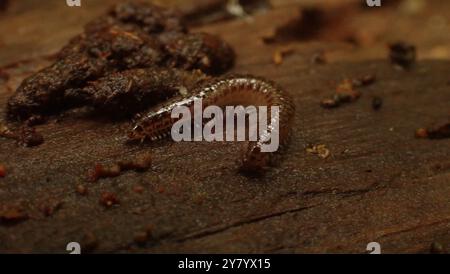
[128,75,295,173]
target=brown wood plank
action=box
[0,0,449,253]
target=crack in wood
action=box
[375,218,450,240]
[175,204,320,242]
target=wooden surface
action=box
[0,0,449,253]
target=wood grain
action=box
[0,0,449,253]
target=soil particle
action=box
[165,33,235,75]
[415,128,428,138]
[352,74,376,87]
[25,115,46,127]
[0,123,16,139]
[389,41,416,69]
[76,184,88,196]
[18,126,44,147]
[118,153,152,172]
[88,153,152,182]
[99,192,120,208]
[0,204,28,225]
[132,185,145,194]
[320,79,361,109]
[320,98,340,109]
[306,144,331,159]
[272,47,294,65]
[372,96,383,111]
[415,123,450,139]
[133,231,149,246]
[88,163,121,182]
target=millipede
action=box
[128,75,295,173]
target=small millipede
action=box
[128,75,295,173]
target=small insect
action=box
[129,75,295,173]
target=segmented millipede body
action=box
[128,75,295,172]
